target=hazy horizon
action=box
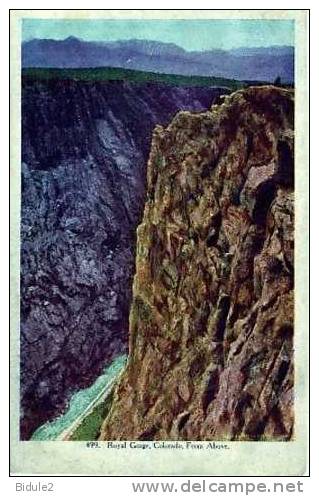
[22,19,294,52]
[23,35,294,53]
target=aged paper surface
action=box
[10,9,309,475]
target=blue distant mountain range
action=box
[22,37,294,83]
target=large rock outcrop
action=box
[21,76,226,439]
[100,86,294,441]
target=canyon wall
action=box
[21,77,225,439]
[100,86,294,441]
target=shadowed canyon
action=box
[21,74,228,439]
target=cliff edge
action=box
[21,77,224,439]
[100,86,294,441]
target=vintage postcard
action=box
[10,9,309,475]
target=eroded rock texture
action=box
[21,77,226,439]
[100,86,294,441]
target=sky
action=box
[22,19,294,51]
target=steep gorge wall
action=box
[100,86,294,441]
[21,77,225,439]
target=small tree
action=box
[274,76,281,87]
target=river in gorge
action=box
[31,355,127,441]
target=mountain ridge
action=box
[22,38,294,83]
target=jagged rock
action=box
[21,77,227,439]
[100,86,294,441]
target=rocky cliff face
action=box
[21,77,226,439]
[100,86,294,441]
